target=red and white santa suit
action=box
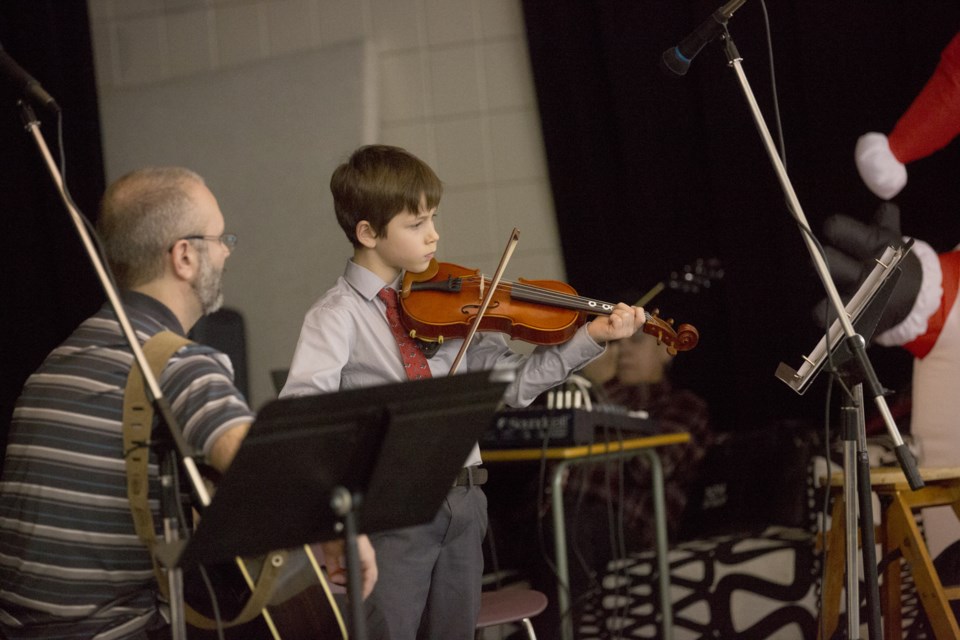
[855,30,960,561]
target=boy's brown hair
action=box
[330,145,443,247]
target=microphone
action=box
[0,42,60,113]
[661,0,747,76]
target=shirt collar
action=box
[119,290,186,336]
[344,259,402,301]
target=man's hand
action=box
[318,535,378,599]
[587,303,646,343]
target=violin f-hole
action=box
[462,301,501,315]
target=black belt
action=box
[453,466,487,487]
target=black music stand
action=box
[156,369,510,639]
[775,242,912,396]
[775,242,912,639]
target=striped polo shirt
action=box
[0,292,254,639]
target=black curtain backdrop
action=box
[0,3,105,453]
[522,1,960,432]
[2,3,958,440]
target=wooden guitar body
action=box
[184,546,347,639]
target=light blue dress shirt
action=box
[281,259,605,466]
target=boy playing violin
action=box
[280,144,647,639]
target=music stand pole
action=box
[16,102,208,640]
[840,392,861,635]
[331,486,368,640]
[839,384,883,637]
[713,28,917,640]
[852,385,883,637]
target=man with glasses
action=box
[0,167,378,638]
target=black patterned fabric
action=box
[579,526,820,639]
[578,516,936,639]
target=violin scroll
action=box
[643,311,699,356]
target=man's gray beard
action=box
[193,250,224,315]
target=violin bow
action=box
[448,227,520,375]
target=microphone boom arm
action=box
[714,28,910,640]
[17,101,206,640]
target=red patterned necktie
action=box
[378,287,432,380]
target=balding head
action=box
[97,167,206,288]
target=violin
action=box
[399,259,699,355]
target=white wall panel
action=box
[99,43,372,408]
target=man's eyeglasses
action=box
[177,233,238,250]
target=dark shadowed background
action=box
[522,1,960,431]
[2,2,959,456]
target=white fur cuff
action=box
[875,239,942,346]
[855,132,908,200]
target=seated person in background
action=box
[575,325,713,551]
[483,308,712,637]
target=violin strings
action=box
[510,281,659,323]
[458,275,612,311]
[458,275,656,323]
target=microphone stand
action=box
[16,101,210,640]
[709,27,923,640]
